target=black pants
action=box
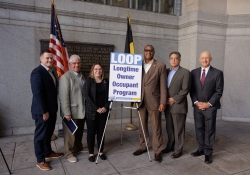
[33,113,56,162]
[194,109,217,156]
[86,113,107,154]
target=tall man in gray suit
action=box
[162,51,191,159]
[133,45,167,162]
[190,51,224,164]
[59,55,85,163]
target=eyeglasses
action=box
[144,49,154,52]
[70,62,82,65]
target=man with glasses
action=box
[59,54,85,163]
[133,45,167,162]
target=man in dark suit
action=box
[190,51,224,164]
[133,45,167,162]
[30,49,63,171]
[162,51,191,159]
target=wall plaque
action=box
[40,40,114,78]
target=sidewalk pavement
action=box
[0,120,250,175]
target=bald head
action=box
[199,51,212,68]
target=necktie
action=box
[48,69,56,86]
[200,69,206,86]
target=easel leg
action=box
[96,101,113,164]
[120,102,123,146]
[0,148,12,174]
[136,103,152,162]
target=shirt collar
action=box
[170,66,179,71]
[202,66,210,72]
[144,59,154,65]
[40,63,50,71]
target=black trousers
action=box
[86,113,107,154]
[33,113,56,162]
[194,109,217,156]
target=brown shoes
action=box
[171,152,182,158]
[36,162,51,171]
[133,149,147,156]
[155,153,162,163]
[46,151,63,159]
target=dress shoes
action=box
[205,155,212,164]
[88,155,95,162]
[162,147,174,154]
[191,150,204,157]
[171,152,182,159]
[46,151,63,159]
[99,153,107,160]
[36,162,51,171]
[155,153,162,163]
[133,149,147,156]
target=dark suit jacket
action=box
[30,65,58,119]
[166,67,191,114]
[140,59,167,110]
[190,66,224,111]
[83,77,110,120]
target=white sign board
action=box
[108,52,142,102]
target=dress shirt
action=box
[71,70,85,88]
[144,59,154,73]
[168,66,179,87]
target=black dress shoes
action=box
[171,152,182,158]
[205,155,212,164]
[155,153,162,163]
[133,149,147,156]
[162,147,174,154]
[191,150,204,157]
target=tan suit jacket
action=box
[166,66,191,114]
[140,59,167,110]
[59,70,85,119]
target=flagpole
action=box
[124,13,138,131]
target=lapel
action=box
[169,67,182,88]
[69,70,83,92]
[202,66,214,89]
[196,67,202,88]
[144,59,156,84]
[39,65,56,88]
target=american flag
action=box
[49,1,69,79]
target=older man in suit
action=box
[162,51,191,159]
[59,54,85,163]
[133,45,167,162]
[190,51,224,164]
[30,49,63,171]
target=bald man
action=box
[190,51,224,164]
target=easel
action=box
[95,101,152,164]
[0,147,12,174]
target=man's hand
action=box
[64,115,71,121]
[167,98,175,106]
[196,102,211,110]
[43,112,49,121]
[158,104,166,112]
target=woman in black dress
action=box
[83,63,110,162]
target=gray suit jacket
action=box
[165,66,191,114]
[140,59,167,110]
[59,70,85,119]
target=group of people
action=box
[30,50,109,170]
[30,44,224,171]
[133,45,224,164]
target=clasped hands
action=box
[97,107,107,114]
[196,102,210,111]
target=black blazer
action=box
[83,77,110,120]
[30,65,58,119]
[190,66,224,111]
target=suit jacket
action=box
[190,66,224,111]
[83,77,110,120]
[166,66,191,114]
[30,65,58,119]
[140,59,167,110]
[59,70,85,119]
